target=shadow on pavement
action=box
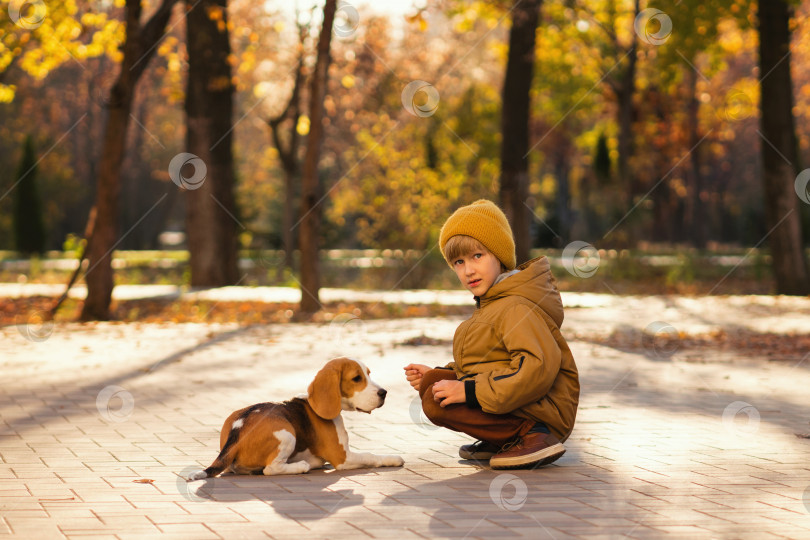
[375,462,652,538]
[179,468,378,521]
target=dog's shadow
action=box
[179,466,369,521]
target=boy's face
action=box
[451,247,503,297]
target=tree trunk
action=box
[651,146,676,243]
[499,0,541,266]
[616,0,639,205]
[684,66,706,248]
[81,0,177,320]
[298,0,337,314]
[758,0,809,295]
[553,146,571,245]
[185,0,240,287]
[13,135,46,255]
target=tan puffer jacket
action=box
[447,256,580,442]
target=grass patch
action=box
[0,247,784,295]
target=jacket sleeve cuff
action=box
[465,380,481,409]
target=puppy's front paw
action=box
[381,455,404,467]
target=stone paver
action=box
[1,306,810,539]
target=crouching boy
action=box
[405,200,579,469]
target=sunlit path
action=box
[1,315,808,539]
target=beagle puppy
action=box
[187,357,404,480]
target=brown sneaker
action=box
[489,432,565,469]
[459,440,501,460]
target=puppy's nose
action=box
[377,388,387,399]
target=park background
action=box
[1,0,809,324]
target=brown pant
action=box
[419,369,534,446]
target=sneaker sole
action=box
[458,450,497,460]
[489,443,565,469]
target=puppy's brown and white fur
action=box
[187,358,403,480]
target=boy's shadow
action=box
[179,466,367,521]
[378,465,560,535]
[377,455,636,538]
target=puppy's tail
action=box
[186,425,241,482]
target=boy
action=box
[404,200,579,469]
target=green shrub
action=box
[665,253,696,287]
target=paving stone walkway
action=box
[1,308,810,539]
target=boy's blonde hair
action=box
[443,235,488,264]
[444,235,507,272]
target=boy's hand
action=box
[432,379,465,407]
[403,364,431,392]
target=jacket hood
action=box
[478,256,564,328]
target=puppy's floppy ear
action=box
[307,364,342,419]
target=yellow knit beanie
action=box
[439,199,516,270]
